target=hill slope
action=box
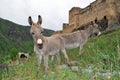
[0,18,54,63]
[1,25,120,79]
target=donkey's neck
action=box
[85,27,93,38]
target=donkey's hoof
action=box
[69,61,77,66]
[71,66,79,72]
[45,67,50,72]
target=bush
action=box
[9,48,18,61]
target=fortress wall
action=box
[112,0,120,24]
[69,7,80,24]
[53,0,120,34]
[63,23,69,29]
[69,7,80,30]
[78,0,116,28]
[62,25,74,33]
[107,0,120,25]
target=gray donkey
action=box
[28,15,69,71]
[61,23,101,54]
[52,23,101,61]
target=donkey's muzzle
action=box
[94,32,101,36]
[37,43,43,49]
[97,32,101,36]
[37,39,43,49]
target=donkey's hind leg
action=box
[61,49,69,64]
[56,53,61,65]
[51,56,54,62]
[79,44,84,56]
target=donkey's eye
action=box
[31,32,35,35]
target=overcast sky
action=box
[0,0,95,31]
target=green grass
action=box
[1,29,120,80]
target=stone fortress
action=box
[53,0,120,34]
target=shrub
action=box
[9,48,18,60]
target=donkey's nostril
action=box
[38,44,43,49]
[32,32,35,35]
[41,31,43,34]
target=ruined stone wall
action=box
[53,0,120,34]
[66,0,119,33]
[54,7,81,34]
[69,7,80,25]
[78,0,115,27]
[113,0,120,24]
[63,23,69,29]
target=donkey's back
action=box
[60,31,86,49]
[42,35,65,55]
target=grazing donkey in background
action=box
[51,23,101,61]
[28,15,69,71]
[60,23,101,54]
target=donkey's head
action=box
[88,22,101,36]
[28,15,44,49]
[92,23,101,36]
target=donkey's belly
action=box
[65,43,80,49]
[48,49,60,55]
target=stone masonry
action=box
[53,0,120,34]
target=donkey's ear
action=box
[91,21,94,25]
[28,16,33,25]
[37,15,42,24]
[93,22,98,27]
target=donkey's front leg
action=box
[79,44,84,55]
[37,53,42,70]
[44,55,49,72]
[51,56,54,62]
[34,46,42,70]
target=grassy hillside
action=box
[0,18,54,64]
[1,26,120,79]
